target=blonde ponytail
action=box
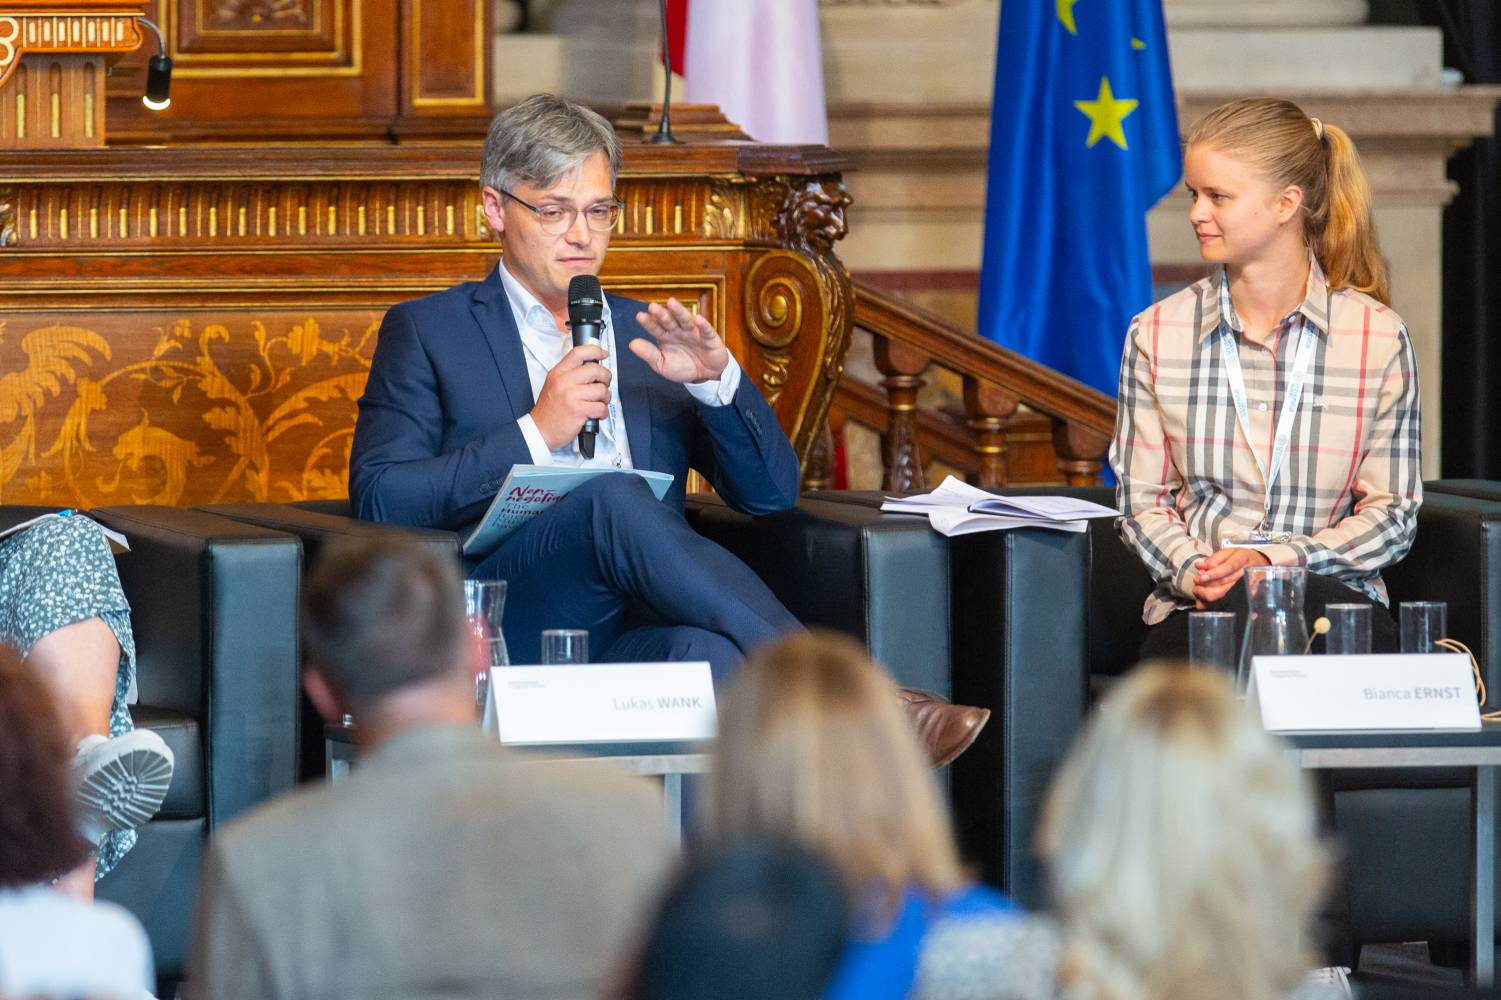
[1314,123,1390,304]
[1186,98,1391,305]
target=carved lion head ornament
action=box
[776,179,853,255]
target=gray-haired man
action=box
[349,92,803,680]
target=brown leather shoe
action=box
[897,688,991,768]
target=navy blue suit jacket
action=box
[350,267,801,536]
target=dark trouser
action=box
[469,474,800,681]
[1139,569,1395,969]
[1138,570,1400,662]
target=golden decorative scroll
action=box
[0,310,376,506]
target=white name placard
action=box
[484,661,716,745]
[1254,654,1481,731]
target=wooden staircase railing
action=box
[821,279,1117,492]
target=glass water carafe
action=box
[464,580,510,716]
[1236,565,1310,695]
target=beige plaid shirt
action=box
[1110,257,1422,624]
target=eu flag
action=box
[977,0,1180,397]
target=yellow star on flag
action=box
[1074,76,1138,150]
[1056,0,1079,35]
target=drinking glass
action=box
[540,628,589,665]
[1188,611,1237,673]
[1400,601,1447,654]
[1324,603,1372,655]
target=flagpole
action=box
[649,0,682,145]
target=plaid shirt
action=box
[1110,257,1422,624]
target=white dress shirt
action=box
[500,262,742,469]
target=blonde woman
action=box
[914,662,1330,1000]
[1113,97,1420,659]
[709,631,1017,1000]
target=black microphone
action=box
[567,274,605,459]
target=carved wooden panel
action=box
[0,7,146,91]
[176,0,335,55]
[402,0,486,116]
[104,0,490,141]
[105,0,395,140]
[0,308,377,506]
[0,6,147,148]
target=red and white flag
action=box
[667,0,829,145]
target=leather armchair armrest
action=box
[197,503,460,779]
[89,506,302,825]
[1385,491,1501,696]
[686,493,950,695]
[199,503,461,568]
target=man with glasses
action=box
[349,93,802,678]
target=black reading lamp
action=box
[138,17,173,111]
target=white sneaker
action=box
[1296,965,1352,999]
[73,731,174,846]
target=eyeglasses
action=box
[499,189,623,235]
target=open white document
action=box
[880,475,1118,538]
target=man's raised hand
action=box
[630,298,730,384]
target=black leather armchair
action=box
[0,505,301,984]
[197,502,459,779]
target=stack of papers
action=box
[879,476,1120,537]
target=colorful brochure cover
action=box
[462,465,674,558]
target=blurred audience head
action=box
[1039,661,1326,1000]
[710,630,963,921]
[0,644,89,888]
[301,535,468,715]
[631,839,849,1000]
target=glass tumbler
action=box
[1399,601,1447,654]
[1324,603,1372,655]
[1188,611,1237,673]
[540,628,589,665]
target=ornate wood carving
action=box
[772,176,854,461]
[0,141,855,504]
[1050,419,1111,487]
[0,186,15,247]
[0,309,374,506]
[842,280,1115,488]
[962,378,1018,489]
[186,0,319,53]
[0,7,146,91]
[105,1,494,142]
[0,5,148,148]
[873,337,930,493]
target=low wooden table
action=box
[1282,724,1501,986]
[324,724,710,846]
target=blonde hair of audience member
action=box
[710,631,963,923]
[1187,96,1388,304]
[1039,663,1327,1000]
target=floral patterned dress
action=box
[0,513,137,880]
